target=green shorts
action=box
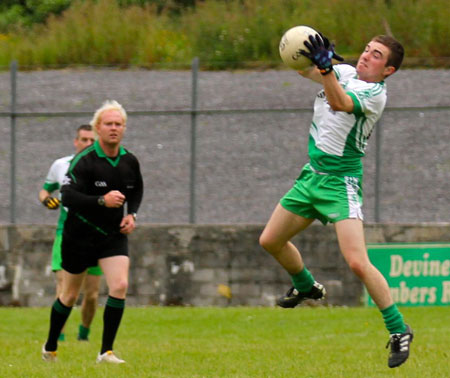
[51,234,103,276]
[280,163,364,225]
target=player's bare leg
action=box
[54,270,66,341]
[260,204,325,307]
[334,219,393,308]
[260,203,313,272]
[60,270,86,307]
[78,274,101,341]
[335,219,413,367]
[43,271,86,360]
[96,256,129,364]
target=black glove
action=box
[42,196,60,210]
[301,33,344,75]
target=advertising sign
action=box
[366,243,450,306]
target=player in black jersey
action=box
[42,100,143,364]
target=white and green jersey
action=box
[309,64,386,177]
[42,155,73,235]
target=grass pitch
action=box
[0,306,447,377]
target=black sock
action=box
[45,298,72,351]
[101,296,125,354]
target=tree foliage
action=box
[0,0,199,32]
[0,0,448,68]
[0,0,72,32]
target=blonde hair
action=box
[90,100,127,136]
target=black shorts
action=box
[61,232,128,274]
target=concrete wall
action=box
[0,223,449,307]
[1,69,449,226]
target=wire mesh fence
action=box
[1,61,449,225]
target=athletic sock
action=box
[290,266,315,293]
[381,303,407,334]
[45,298,72,351]
[78,324,90,340]
[101,296,125,354]
[58,332,66,342]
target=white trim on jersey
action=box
[44,155,74,194]
[310,64,386,159]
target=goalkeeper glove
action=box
[301,33,344,75]
[42,196,60,210]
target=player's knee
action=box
[258,233,267,249]
[109,279,128,297]
[259,233,278,254]
[347,259,369,279]
[60,292,78,307]
[84,290,99,304]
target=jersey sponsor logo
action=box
[95,181,108,187]
[317,89,326,99]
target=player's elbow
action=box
[328,102,344,111]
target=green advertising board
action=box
[366,243,450,306]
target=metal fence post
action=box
[189,57,199,224]
[374,117,382,222]
[10,61,17,224]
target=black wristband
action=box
[319,66,333,75]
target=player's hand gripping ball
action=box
[279,25,321,70]
[43,196,60,210]
[301,33,344,75]
[279,26,343,72]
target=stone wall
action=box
[0,223,449,307]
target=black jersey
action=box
[61,140,143,242]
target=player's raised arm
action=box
[300,33,353,112]
[297,66,323,83]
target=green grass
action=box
[0,306,447,377]
[0,0,449,68]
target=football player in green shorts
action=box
[39,124,102,342]
[259,33,413,368]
